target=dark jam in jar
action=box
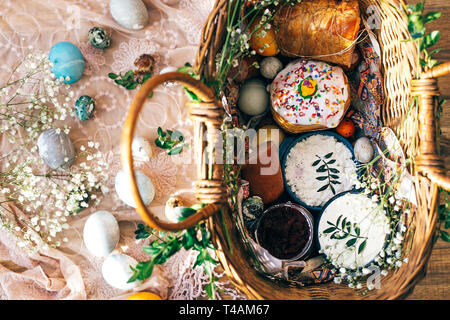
[257,205,311,260]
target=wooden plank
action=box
[406,239,450,299]
[406,0,450,299]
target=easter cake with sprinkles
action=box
[270,59,351,133]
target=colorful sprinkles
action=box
[270,60,349,128]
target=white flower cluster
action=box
[216,0,301,88]
[0,49,75,143]
[323,164,412,295]
[1,142,109,253]
[0,49,108,254]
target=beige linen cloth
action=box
[0,0,244,300]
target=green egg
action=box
[75,95,95,121]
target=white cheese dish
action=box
[283,133,357,208]
[318,192,390,269]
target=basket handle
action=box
[413,61,450,191]
[121,72,227,231]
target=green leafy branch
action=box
[312,152,341,194]
[323,215,368,254]
[129,206,220,300]
[108,70,152,90]
[155,127,187,155]
[405,2,442,76]
[438,189,450,242]
[108,70,154,99]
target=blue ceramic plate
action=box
[281,131,359,211]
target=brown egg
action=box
[228,56,260,82]
[241,141,284,204]
[336,118,356,138]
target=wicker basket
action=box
[121,0,450,299]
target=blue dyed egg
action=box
[114,170,155,208]
[37,129,76,171]
[49,42,85,84]
[75,96,95,121]
[110,0,149,30]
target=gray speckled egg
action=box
[37,129,75,170]
[83,210,120,257]
[260,57,283,79]
[114,170,155,208]
[238,79,269,116]
[354,137,374,163]
[110,0,149,30]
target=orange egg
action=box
[336,118,356,138]
[249,17,280,57]
[126,292,162,300]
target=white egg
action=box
[132,136,152,161]
[115,170,155,208]
[159,66,178,74]
[260,57,283,79]
[161,0,180,5]
[83,210,120,257]
[110,0,149,30]
[354,137,374,163]
[102,254,141,290]
[238,79,269,116]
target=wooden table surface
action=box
[405,0,450,300]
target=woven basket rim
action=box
[193,0,443,300]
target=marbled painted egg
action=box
[260,57,283,79]
[354,137,374,163]
[238,79,269,116]
[242,196,264,234]
[37,129,75,170]
[88,27,111,50]
[49,42,85,84]
[110,0,149,30]
[132,136,152,161]
[75,95,95,121]
[83,210,120,257]
[102,254,141,290]
[242,196,264,222]
[115,170,155,208]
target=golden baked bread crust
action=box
[274,0,361,68]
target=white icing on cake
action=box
[270,59,349,128]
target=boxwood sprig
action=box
[155,127,187,155]
[129,206,220,299]
[108,70,153,97]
